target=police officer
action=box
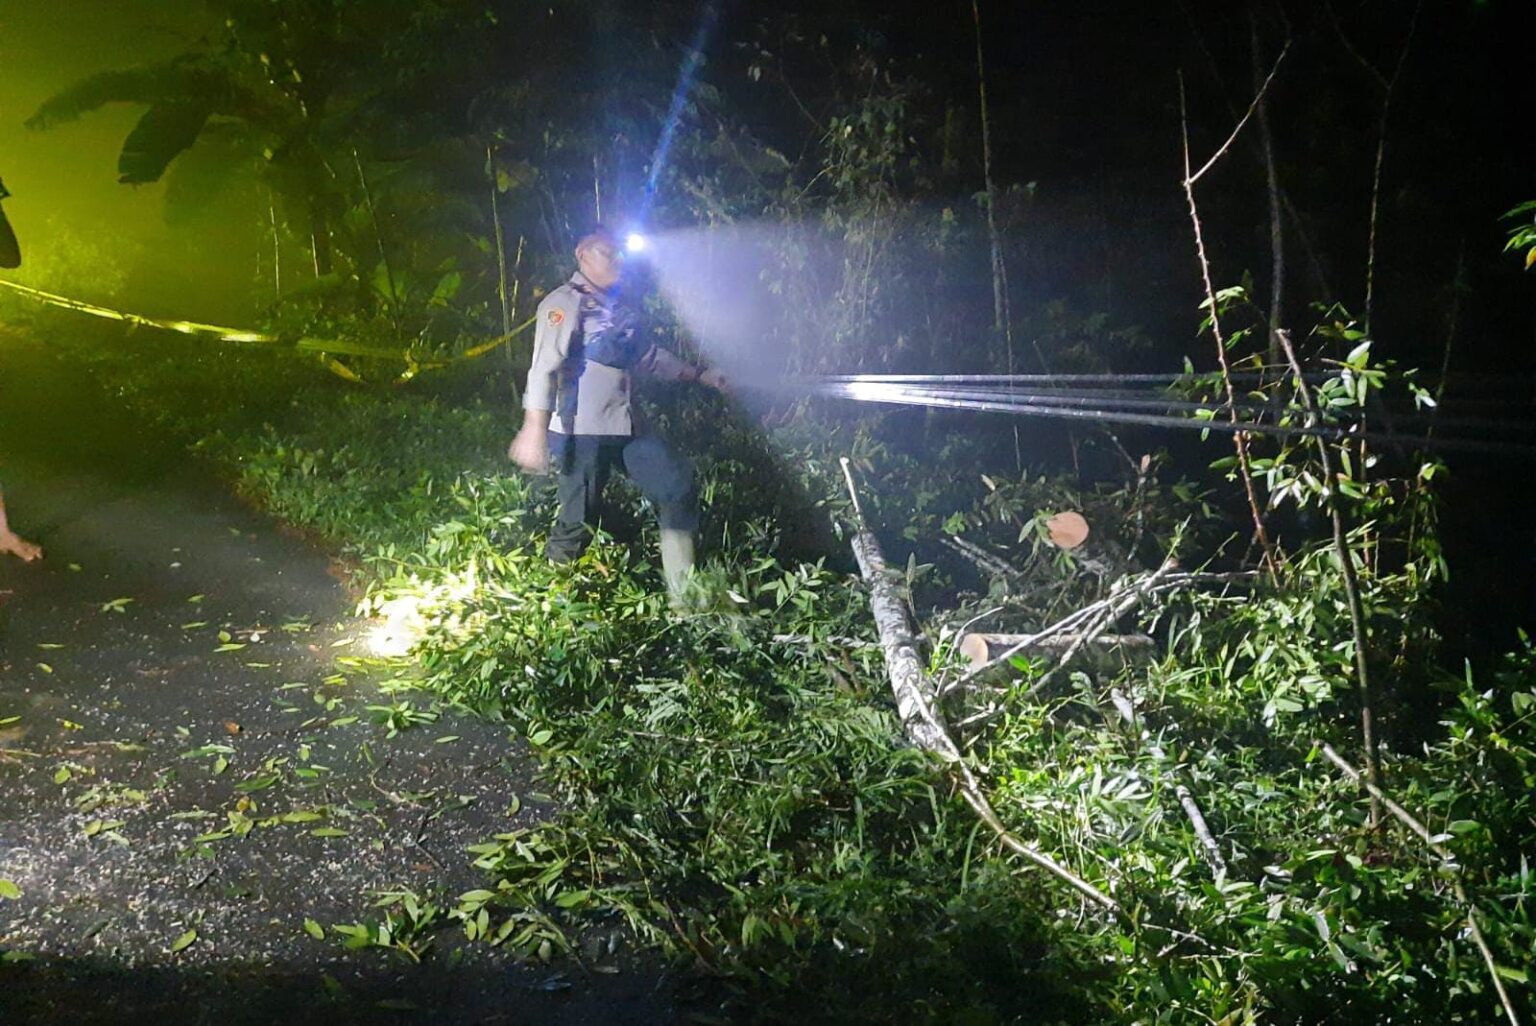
[508,228,726,605]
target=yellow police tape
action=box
[0,277,536,384]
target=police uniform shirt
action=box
[523,272,693,437]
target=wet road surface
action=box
[0,331,688,1024]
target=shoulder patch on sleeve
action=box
[547,308,565,326]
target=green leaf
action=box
[303,918,326,941]
[459,889,499,904]
[429,271,463,307]
[118,102,211,184]
[169,928,197,953]
[0,879,20,900]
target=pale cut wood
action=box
[959,631,1155,669]
[1045,511,1090,549]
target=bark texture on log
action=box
[848,525,1119,910]
[850,530,961,761]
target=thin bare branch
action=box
[1186,40,1291,186]
[1179,73,1279,578]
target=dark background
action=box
[2,0,1532,658]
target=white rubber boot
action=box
[659,528,697,611]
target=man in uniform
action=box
[508,228,725,606]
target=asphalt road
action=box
[0,331,690,1024]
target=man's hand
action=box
[509,423,550,474]
[699,367,730,395]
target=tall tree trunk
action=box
[267,190,283,299]
[309,198,333,277]
[354,149,401,340]
[1251,7,1285,366]
[489,145,512,339]
[970,0,1021,467]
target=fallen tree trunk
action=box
[834,459,1238,958]
[840,458,1117,911]
[849,528,962,760]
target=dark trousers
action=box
[546,433,698,563]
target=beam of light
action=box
[640,2,721,223]
[643,222,827,390]
[809,379,1536,457]
[625,232,649,254]
[818,371,1333,385]
[808,377,1536,439]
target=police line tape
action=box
[0,277,536,384]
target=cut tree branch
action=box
[1319,743,1522,1026]
[841,458,1119,911]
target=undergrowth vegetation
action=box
[81,348,1518,1024]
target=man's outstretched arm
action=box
[639,345,728,393]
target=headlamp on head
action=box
[625,232,648,254]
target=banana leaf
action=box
[119,102,213,184]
